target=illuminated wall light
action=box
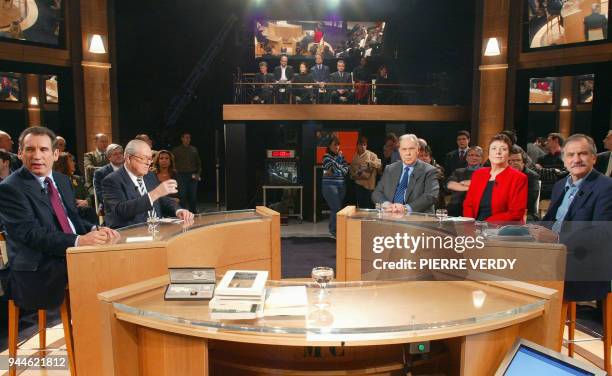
[483,37,501,56]
[561,98,569,107]
[30,96,39,106]
[89,34,107,54]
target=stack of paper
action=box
[264,286,308,317]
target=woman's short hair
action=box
[489,133,513,150]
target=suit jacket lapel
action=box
[118,167,139,200]
[19,168,54,211]
[565,173,597,220]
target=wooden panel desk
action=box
[99,275,557,376]
[66,207,280,376]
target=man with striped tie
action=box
[102,139,194,229]
[372,134,439,214]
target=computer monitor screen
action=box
[0,0,64,46]
[504,345,596,376]
[255,20,385,58]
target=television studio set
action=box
[0,0,611,375]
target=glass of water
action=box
[435,209,448,224]
[375,202,383,217]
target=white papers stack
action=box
[264,286,308,317]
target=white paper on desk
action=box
[264,286,307,317]
[158,218,183,223]
[125,236,154,243]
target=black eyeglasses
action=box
[131,154,153,164]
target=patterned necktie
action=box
[136,177,157,218]
[392,167,411,204]
[44,177,73,234]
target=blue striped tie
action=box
[392,167,410,204]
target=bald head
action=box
[0,131,14,152]
[94,133,109,152]
[55,136,66,152]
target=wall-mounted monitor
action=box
[255,20,385,59]
[525,0,609,50]
[44,75,59,103]
[0,0,64,47]
[0,73,21,102]
[529,77,556,104]
[577,74,594,103]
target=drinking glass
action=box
[435,209,448,224]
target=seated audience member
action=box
[352,57,370,104]
[444,130,470,175]
[311,53,330,103]
[55,136,67,153]
[321,136,349,237]
[0,126,118,310]
[418,142,446,209]
[463,134,527,224]
[102,139,194,229]
[54,152,98,224]
[84,133,109,196]
[501,130,534,169]
[152,149,180,202]
[375,65,393,104]
[508,146,541,221]
[595,130,612,177]
[446,146,483,217]
[93,143,124,214]
[329,60,353,104]
[372,134,440,214]
[382,132,400,168]
[536,132,567,199]
[535,134,612,302]
[0,149,10,182]
[273,55,294,104]
[526,135,546,163]
[253,61,275,104]
[135,133,157,160]
[350,136,381,209]
[0,130,22,172]
[291,62,315,104]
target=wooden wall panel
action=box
[223,104,470,122]
[82,66,113,149]
[0,42,71,66]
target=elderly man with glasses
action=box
[102,139,194,229]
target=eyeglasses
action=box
[131,154,153,164]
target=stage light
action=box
[483,37,501,56]
[30,96,39,106]
[89,34,107,54]
[561,98,569,107]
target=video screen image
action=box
[578,74,594,103]
[0,0,63,46]
[266,160,299,185]
[255,20,385,58]
[45,75,58,103]
[527,0,608,49]
[529,77,556,104]
[0,73,21,102]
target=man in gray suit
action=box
[372,134,440,213]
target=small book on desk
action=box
[215,270,268,297]
[164,267,216,301]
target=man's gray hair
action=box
[563,133,597,155]
[124,139,148,156]
[399,134,421,149]
[468,146,484,156]
[105,143,123,157]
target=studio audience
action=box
[54,152,98,224]
[153,149,180,202]
[172,132,202,213]
[508,146,541,221]
[446,146,483,217]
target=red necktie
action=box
[45,177,73,234]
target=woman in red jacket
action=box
[463,134,527,223]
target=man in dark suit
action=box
[532,134,612,302]
[372,134,440,214]
[595,130,611,177]
[311,54,330,103]
[584,3,608,40]
[329,60,353,104]
[0,127,118,310]
[102,139,194,229]
[446,146,483,217]
[508,146,541,221]
[253,61,275,104]
[0,130,22,172]
[273,55,294,104]
[444,130,470,176]
[93,143,124,214]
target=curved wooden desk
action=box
[98,275,558,376]
[66,207,280,376]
